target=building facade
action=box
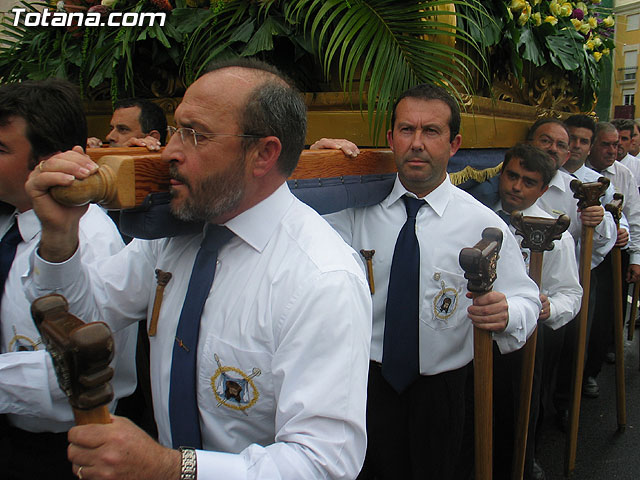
[613,0,640,120]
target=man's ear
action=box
[449,134,462,157]
[147,130,161,141]
[251,136,282,178]
[387,129,394,151]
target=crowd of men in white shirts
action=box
[2,68,640,480]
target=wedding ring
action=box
[38,160,46,172]
[77,465,83,479]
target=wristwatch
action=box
[179,447,197,480]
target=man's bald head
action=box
[201,59,307,176]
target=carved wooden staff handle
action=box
[565,177,609,475]
[510,211,569,480]
[31,294,114,425]
[459,227,503,480]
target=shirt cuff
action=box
[196,450,248,480]
[32,243,82,291]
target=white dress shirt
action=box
[24,183,372,480]
[493,202,582,330]
[0,205,137,433]
[324,175,540,377]
[537,168,616,269]
[587,160,640,264]
[619,153,640,187]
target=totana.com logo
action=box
[11,7,166,27]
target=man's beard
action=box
[169,154,246,223]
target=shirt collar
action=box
[586,160,616,175]
[548,170,567,192]
[1,208,40,242]
[222,182,294,253]
[384,174,451,218]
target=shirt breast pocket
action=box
[420,267,470,331]
[198,338,274,420]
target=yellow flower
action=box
[603,15,615,28]
[593,51,602,62]
[532,0,542,4]
[549,0,561,17]
[585,39,595,50]
[510,0,526,11]
[579,22,591,35]
[571,18,582,30]
[545,15,558,26]
[591,0,601,3]
[593,36,602,47]
[518,5,531,25]
[588,16,598,28]
[532,12,542,26]
[603,48,610,56]
[560,3,573,17]
[576,2,588,11]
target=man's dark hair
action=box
[565,114,596,143]
[526,118,570,142]
[390,84,460,141]
[611,118,635,135]
[0,79,87,169]
[502,143,556,187]
[113,98,168,144]
[204,58,307,177]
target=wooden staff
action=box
[459,227,503,480]
[627,282,639,341]
[565,177,610,476]
[31,293,114,425]
[605,194,626,431]
[510,211,570,480]
[50,148,398,210]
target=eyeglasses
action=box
[166,126,262,148]
[536,136,569,153]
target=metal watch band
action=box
[179,447,197,480]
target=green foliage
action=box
[458,0,615,111]
[0,0,490,142]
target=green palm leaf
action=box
[286,0,489,143]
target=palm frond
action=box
[286,0,490,143]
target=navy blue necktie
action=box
[382,196,425,393]
[169,225,234,448]
[0,222,22,300]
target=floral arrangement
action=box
[458,0,615,111]
[507,0,614,64]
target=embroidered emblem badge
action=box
[432,278,460,321]
[210,353,261,415]
[8,326,41,352]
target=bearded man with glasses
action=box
[23,58,372,480]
